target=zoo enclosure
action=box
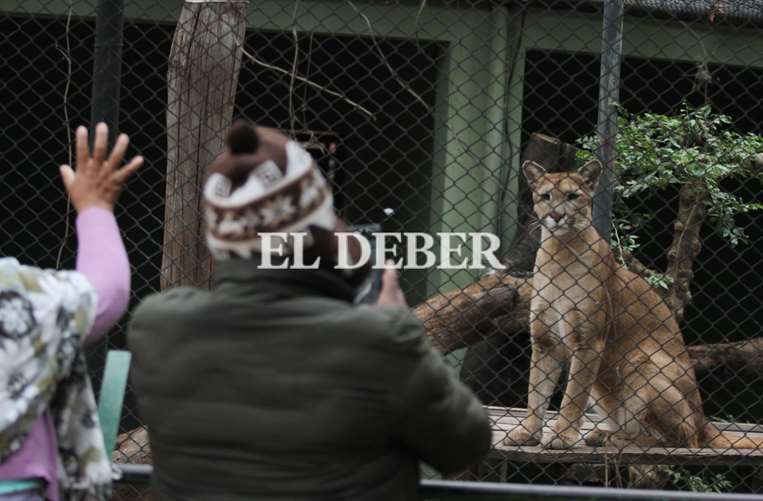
[2,0,763,495]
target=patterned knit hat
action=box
[203,125,336,260]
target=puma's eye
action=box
[567,192,581,201]
[540,192,551,201]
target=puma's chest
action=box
[534,258,597,296]
[531,255,607,319]
[530,267,607,346]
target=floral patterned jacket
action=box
[0,258,111,500]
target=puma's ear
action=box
[579,158,602,188]
[522,160,547,186]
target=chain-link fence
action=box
[3,0,763,497]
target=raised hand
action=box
[60,122,143,213]
[377,265,408,308]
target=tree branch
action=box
[689,338,763,377]
[665,178,708,323]
[414,281,763,379]
[414,272,532,354]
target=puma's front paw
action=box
[503,426,541,446]
[584,427,610,447]
[543,430,583,449]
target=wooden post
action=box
[162,0,248,289]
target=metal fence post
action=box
[90,0,125,145]
[593,0,625,241]
[85,0,126,390]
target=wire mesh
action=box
[2,0,763,496]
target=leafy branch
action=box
[580,105,763,250]
[579,105,763,321]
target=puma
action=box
[503,159,762,450]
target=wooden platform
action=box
[487,406,763,466]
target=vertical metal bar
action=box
[593,0,624,241]
[86,0,125,389]
[90,0,125,146]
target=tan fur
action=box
[504,159,763,450]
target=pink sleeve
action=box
[75,207,131,341]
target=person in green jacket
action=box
[128,121,492,501]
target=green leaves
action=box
[646,274,673,291]
[661,466,732,493]
[579,105,763,252]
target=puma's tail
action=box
[703,422,763,449]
